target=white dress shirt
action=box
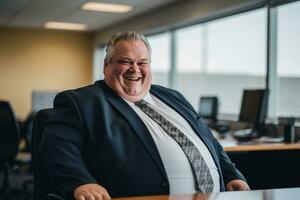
[125,93,220,194]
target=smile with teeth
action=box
[124,76,142,81]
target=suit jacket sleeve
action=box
[213,137,246,184]
[39,91,97,199]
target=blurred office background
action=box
[0,0,299,121]
[0,0,300,199]
[93,0,300,121]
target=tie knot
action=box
[134,99,146,107]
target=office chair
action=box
[31,108,64,200]
[19,112,36,192]
[21,112,36,153]
[0,101,20,199]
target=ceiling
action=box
[0,0,179,32]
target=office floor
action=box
[0,164,33,200]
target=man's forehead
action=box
[114,39,147,48]
[113,40,150,57]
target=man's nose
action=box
[130,62,140,71]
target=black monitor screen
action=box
[198,97,218,120]
[239,89,268,127]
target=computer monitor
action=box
[238,89,269,134]
[198,96,218,122]
[31,91,57,113]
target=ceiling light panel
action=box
[44,22,87,31]
[81,2,133,13]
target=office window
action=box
[176,8,267,115]
[175,24,203,73]
[147,32,171,86]
[206,8,267,76]
[277,1,300,116]
[277,1,300,77]
[147,32,171,72]
[93,46,106,81]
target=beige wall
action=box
[0,28,93,119]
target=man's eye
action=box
[118,60,131,65]
[138,62,149,66]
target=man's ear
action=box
[103,59,108,75]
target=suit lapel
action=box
[98,81,219,180]
[150,87,203,138]
[150,87,219,164]
[100,82,167,179]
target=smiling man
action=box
[103,38,151,102]
[40,31,249,200]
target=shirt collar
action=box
[122,92,155,106]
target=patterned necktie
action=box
[135,100,214,192]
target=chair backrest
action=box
[21,112,36,152]
[31,108,54,200]
[0,101,20,161]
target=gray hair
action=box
[104,31,151,63]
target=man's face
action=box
[104,40,152,102]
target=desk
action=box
[224,142,300,152]
[218,138,300,190]
[218,134,300,152]
[113,187,300,200]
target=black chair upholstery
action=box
[20,112,36,191]
[0,101,20,161]
[21,112,36,153]
[0,101,20,199]
[31,108,64,200]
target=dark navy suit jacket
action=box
[40,80,246,199]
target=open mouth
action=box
[124,76,142,81]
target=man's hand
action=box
[226,180,250,191]
[74,184,111,200]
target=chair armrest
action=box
[47,193,65,200]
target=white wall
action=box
[176,73,265,114]
[152,73,300,117]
